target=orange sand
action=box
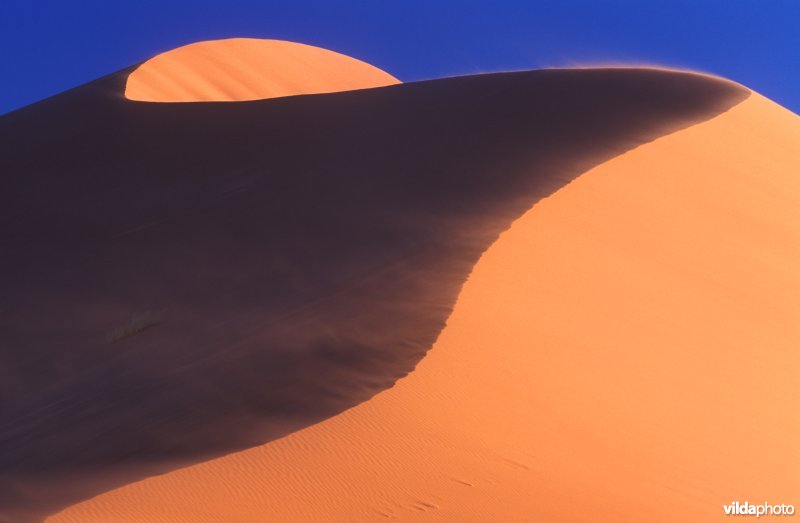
[49,93,800,522]
[125,38,400,102]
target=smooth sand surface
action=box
[125,38,400,102]
[47,93,800,522]
[2,65,744,522]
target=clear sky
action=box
[2,0,798,115]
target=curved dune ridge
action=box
[4,34,796,521]
[1,60,747,523]
[46,91,800,522]
[124,38,400,102]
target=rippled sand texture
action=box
[48,94,800,522]
[125,38,400,102]
[4,37,789,523]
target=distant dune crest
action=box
[124,38,401,102]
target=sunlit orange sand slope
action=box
[2,41,748,521]
[125,38,399,102]
[48,90,800,522]
[6,36,799,522]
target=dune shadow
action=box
[0,66,747,521]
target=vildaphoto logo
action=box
[724,501,795,517]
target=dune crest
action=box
[0,65,746,522]
[49,93,800,522]
[124,38,400,102]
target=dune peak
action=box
[125,38,400,103]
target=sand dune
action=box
[125,38,400,102]
[47,91,800,522]
[1,38,785,522]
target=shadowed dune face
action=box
[124,38,400,102]
[0,65,745,522]
[49,93,800,523]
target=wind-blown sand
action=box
[4,36,797,522]
[125,38,400,102]
[47,91,800,523]
[0,54,746,522]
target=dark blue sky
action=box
[2,0,798,115]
